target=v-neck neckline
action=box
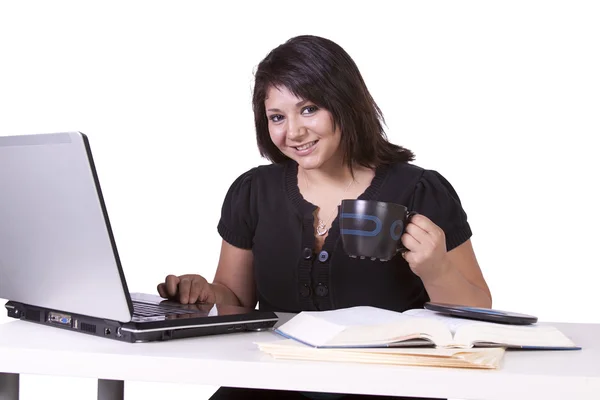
[284,160,389,251]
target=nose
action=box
[286,115,306,141]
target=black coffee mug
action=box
[339,199,417,261]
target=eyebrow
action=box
[267,99,309,113]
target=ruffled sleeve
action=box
[409,170,472,251]
[217,168,257,249]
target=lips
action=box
[294,140,318,151]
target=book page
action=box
[275,312,347,347]
[403,308,479,334]
[303,306,415,326]
[403,308,578,349]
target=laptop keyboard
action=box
[132,301,197,317]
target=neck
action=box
[300,157,354,190]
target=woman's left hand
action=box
[400,214,449,282]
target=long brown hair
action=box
[252,35,415,170]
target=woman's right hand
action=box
[157,274,217,304]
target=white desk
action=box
[0,316,599,400]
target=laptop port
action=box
[48,312,72,326]
[104,328,111,335]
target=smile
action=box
[294,140,318,151]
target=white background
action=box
[1,1,599,399]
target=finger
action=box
[165,275,181,297]
[194,302,214,313]
[402,248,416,264]
[409,214,438,234]
[408,218,446,248]
[188,278,205,304]
[405,222,428,244]
[178,277,192,304]
[157,283,168,298]
[400,232,421,253]
[200,284,217,304]
[401,250,410,262]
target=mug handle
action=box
[396,211,417,254]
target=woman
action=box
[158,35,491,399]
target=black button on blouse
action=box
[302,247,313,260]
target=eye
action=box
[301,105,319,115]
[268,114,284,123]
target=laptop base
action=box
[5,300,278,343]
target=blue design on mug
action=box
[390,219,404,241]
[339,213,382,237]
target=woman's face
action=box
[265,85,342,171]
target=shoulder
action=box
[221,162,289,213]
[379,161,431,198]
[385,161,426,182]
[252,162,287,183]
[234,162,286,183]
[218,162,288,249]
[384,162,460,198]
[226,162,286,190]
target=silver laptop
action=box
[0,132,277,342]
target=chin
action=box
[294,156,324,170]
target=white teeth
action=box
[296,141,316,151]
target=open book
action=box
[274,306,579,350]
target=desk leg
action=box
[0,373,19,400]
[97,379,124,400]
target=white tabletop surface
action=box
[1,315,599,400]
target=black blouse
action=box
[217,160,472,314]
